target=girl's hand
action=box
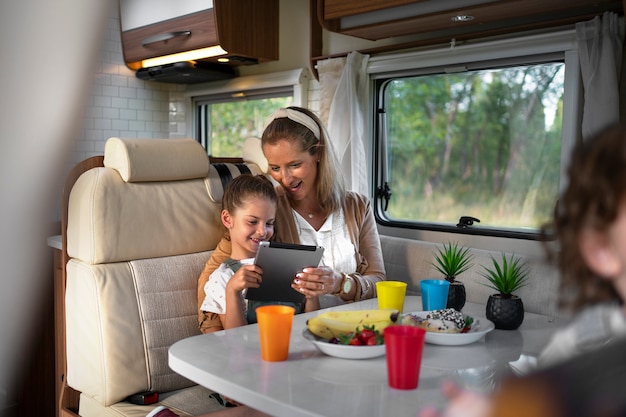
[292,266,341,297]
[226,264,263,293]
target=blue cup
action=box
[420,279,450,311]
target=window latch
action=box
[457,216,480,228]
[376,182,392,211]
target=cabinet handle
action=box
[142,31,191,47]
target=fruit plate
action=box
[402,311,495,346]
[302,329,386,359]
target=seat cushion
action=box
[78,386,225,417]
[66,251,211,406]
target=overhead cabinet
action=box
[318,0,623,43]
[120,0,279,70]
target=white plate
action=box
[302,329,386,359]
[402,311,495,346]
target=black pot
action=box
[446,281,466,311]
[486,294,524,330]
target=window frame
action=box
[186,68,310,154]
[368,29,582,240]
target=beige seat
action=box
[58,137,263,417]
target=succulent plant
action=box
[479,252,529,298]
[432,241,474,283]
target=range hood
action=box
[120,0,279,84]
[135,61,235,84]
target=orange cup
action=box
[256,305,295,362]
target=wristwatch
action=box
[332,273,350,296]
[341,273,353,294]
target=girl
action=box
[200,174,319,332]
[537,123,626,365]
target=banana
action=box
[306,316,337,339]
[306,309,399,339]
[318,308,399,324]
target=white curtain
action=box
[576,11,625,139]
[316,56,346,127]
[318,51,370,195]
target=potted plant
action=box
[432,241,474,311]
[479,252,529,330]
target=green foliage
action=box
[208,97,293,157]
[478,253,529,296]
[384,62,563,230]
[432,241,474,283]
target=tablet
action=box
[245,241,324,304]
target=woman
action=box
[198,106,386,333]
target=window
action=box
[371,30,580,238]
[196,94,292,157]
[190,69,309,158]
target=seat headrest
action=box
[104,137,209,182]
[242,137,268,173]
[206,162,264,203]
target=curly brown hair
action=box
[544,124,626,312]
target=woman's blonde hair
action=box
[261,106,346,215]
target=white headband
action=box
[264,108,320,140]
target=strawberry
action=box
[357,328,376,344]
[349,336,363,345]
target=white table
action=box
[169,297,562,417]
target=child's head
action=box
[551,124,626,310]
[221,174,277,259]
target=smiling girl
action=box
[200,174,320,332]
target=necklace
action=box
[296,204,318,219]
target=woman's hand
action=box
[292,266,341,297]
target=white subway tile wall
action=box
[70,4,182,167]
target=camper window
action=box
[371,30,580,239]
[195,90,292,158]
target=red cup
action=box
[384,325,426,390]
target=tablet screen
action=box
[245,241,324,303]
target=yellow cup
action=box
[376,281,408,313]
[256,305,295,362]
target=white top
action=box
[200,258,254,314]
[294,208,357,274]
[538,302,626,367]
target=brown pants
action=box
[198,310,223,334]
